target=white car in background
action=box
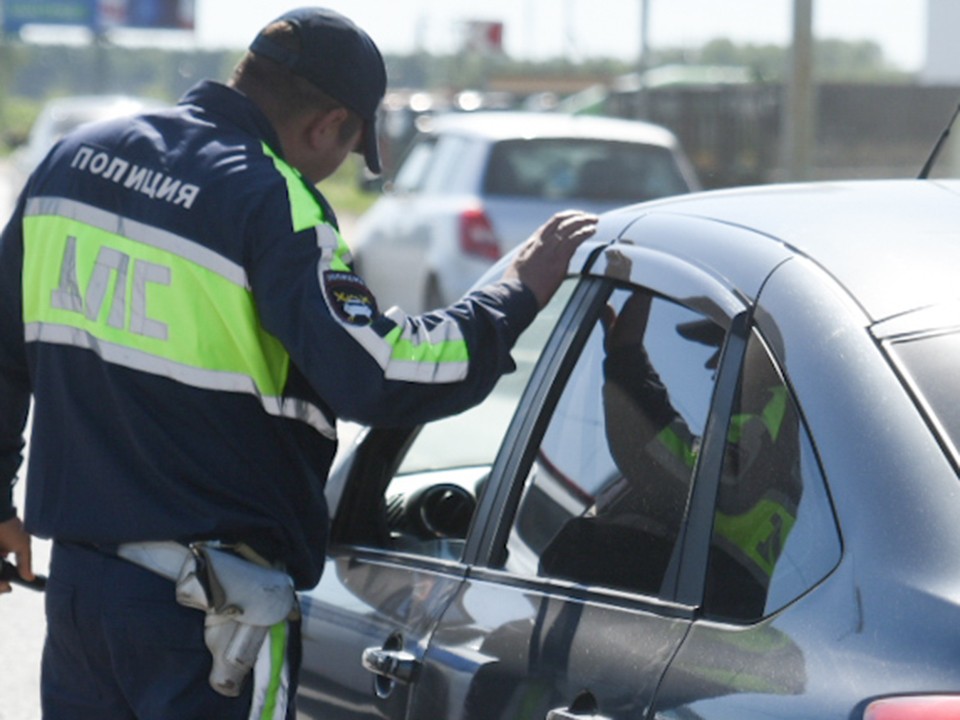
[350,111,699,313]
[12,94,163,189]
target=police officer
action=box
[0,7,598,718]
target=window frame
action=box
[468,251,752,608]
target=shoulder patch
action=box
[323,271,378,326]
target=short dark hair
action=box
[231,21,362,143]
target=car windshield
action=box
[888,329,960,462]
[482,138,689,203]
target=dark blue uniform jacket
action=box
[0,81,538,587]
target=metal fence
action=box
[608,83,960,188]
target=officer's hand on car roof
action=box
[505,210,599,308]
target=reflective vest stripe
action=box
[728,386,789,443]
[20,197,336,440]
[656,423,699,469]
[760,385,788,441]
[250,621,290,720]
[262,143,350,275]
[25,196,248,286]
[714,498,797,581]
[263,144,472,383]
[309,226,471,384]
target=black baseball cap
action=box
[250,7,387,174]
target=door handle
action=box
[361,646,420,684]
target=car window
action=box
[703,328,841,622]
[362,280,577,561]
[482,139,690,203]
[887,329,960,464]
[392,136,437,193]
[500,286,724,597]
[420,134,473,194]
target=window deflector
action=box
[579,242,745,326]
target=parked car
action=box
[298,178,960,719]
[11,94,162,188]
[350,111,699,313]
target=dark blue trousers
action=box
[41,541,300,720]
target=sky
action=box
[192,0,929,71]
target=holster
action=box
[117,541,297,697]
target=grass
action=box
[317,156,381,218]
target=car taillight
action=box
[459,207,501,261]
[864,695,960,719]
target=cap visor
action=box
[362,117,381,175]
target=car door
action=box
[403,245,751,720]
[296,280,577,719]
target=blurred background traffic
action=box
[1,1,959,208]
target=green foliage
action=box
[0,96,42,152]
[0,34,912,110]
[659,36,911,84]
[0,35,913,156]
[317,157,379,219]
[1,41,237,101]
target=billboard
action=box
[3,0,97,33]
[463,21,504,55]
[99,0,195,30]
[2,0,195,34]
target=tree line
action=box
[0,35,911,149]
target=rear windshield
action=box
[889,330,960,458]
[482,138,690,203]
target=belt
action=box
[114,540,297,697]
[116,540,192,581]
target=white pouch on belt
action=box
[118,541,297,697]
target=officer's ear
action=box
[304,107,351,152]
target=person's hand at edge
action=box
[504,210,599,308]
[0,516,34,595]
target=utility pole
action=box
[634,0,651,119]
[638,0,650,73]
[781,0,815,181]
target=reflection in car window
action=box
[372,280,576,560]
[703,329,840,622]
[483,139,689,203]
[502,287,724,596]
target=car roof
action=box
[424,111,681,148]
[599,179,960,324]
[33,94,163,119]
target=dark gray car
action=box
[297,179,960,719]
